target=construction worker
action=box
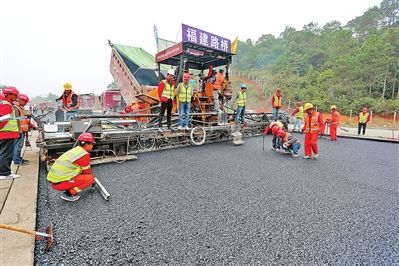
[158,69,176,130]
[263,121,285,151]
[290,102,304,132]
[13,94,35,165]
[301,103,324,159]
[271,87,283,121]
[56,82,79,121]
[177,73,193,130]
[235,84,247,124]
[326,105,340,141]
[120,100,139,127]
[47,132,96,202]
[124,100,139,114]
[0,86,20,179]
[358,107,370,135]
[276,129,301,157]
[213,69,224,112]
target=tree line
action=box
[232,0,399,114]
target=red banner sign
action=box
[155,43,183,63]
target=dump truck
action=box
[78,93,96,115]
[100,89,123,113]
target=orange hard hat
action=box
[77,132,95,144]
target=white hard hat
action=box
[167,69,175,76]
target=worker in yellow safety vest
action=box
[47,132,96,202]
[157,69,176,130]
[357,107,370,135]
[177,72,193,130]
[0,86,20,179]
[271,87,283,121]
[290,102,304,132]
[235,84,247,124]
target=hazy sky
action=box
[1,0,382,97]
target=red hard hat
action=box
[2,86,20,96]
[18,94,29,103]
[271,125,280,135]
[77,132,96,143]
[276,129,285,137]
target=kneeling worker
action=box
[47,132,95,202]
[276,129,301,157]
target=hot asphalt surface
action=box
[35,135,398,265]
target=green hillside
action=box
[232,0,399,114]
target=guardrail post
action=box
[370,110,373,123]
[393,111,397,139]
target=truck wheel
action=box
[190,127,206,146]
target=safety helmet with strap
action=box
[18,94,29,103]
[64,82,72,91]
[2,86,20,96]
[77,132,96,143]
[303,103,313,111]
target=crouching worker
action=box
[47,132,95,202]
[276,130,301,157]
[263,121,285,151]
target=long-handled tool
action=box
[0,223,54,251]
[94,178,111,200]
[338,126,349,132]
[262,134,265,151]
[73,119,111,200]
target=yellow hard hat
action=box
[330,105,337,110]
[63,82,72,90]
[303,103,313,111]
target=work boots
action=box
[61,191,80,202]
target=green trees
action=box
[233,0,399,114]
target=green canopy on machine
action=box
[112,44,168,86]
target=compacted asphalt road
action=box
[35,136,398,265]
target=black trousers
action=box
[358,123,367,135]
[158,99,173,128]
[0,138,15,176]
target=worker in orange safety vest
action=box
[56,82,79,121]
[325,105,340,141]
[301,103,324,159]
[13,94,36,165]
[213,69,224,112]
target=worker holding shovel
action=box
[47,132,96,202]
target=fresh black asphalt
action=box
[35,135,399,265]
